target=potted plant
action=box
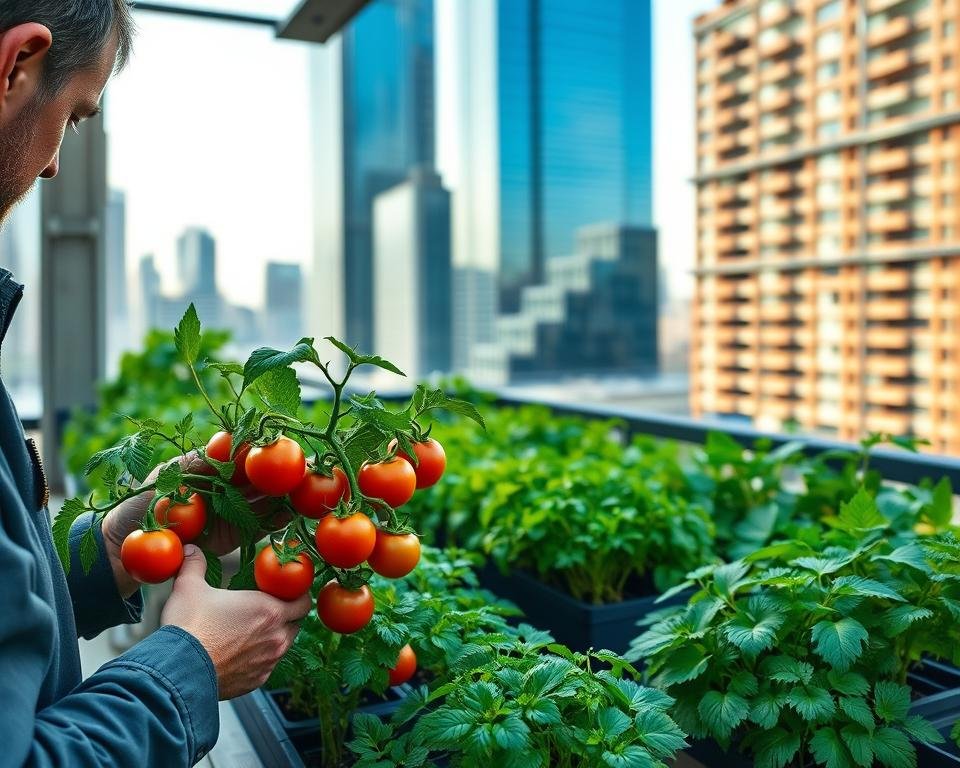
[347,627,688,768]
[631,488,959,767]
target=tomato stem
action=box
[188,362,228,430]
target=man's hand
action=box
[162,546,311,699]
[100,452,289,598]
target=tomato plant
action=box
[391,437,446,489]
[367,531,420,579]
[317,580,374,634]
[254,544,314,601]
[120,528,183,584]
[154,488,207,543]
[54,303,484,642]
[358,458,416,509]
[387,643,416,686]
[314,513,377,569]
[290,466,350,518]
[245,436,306,497]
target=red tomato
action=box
[358,458,416,508]
[245,436,306,496]
[206,430,251,485]
[314,513,377,569]
[390,438,446,489]
[388,644,417,686]
[290,467,351,519]
[120,529,184,584]
[317,580,374,634]
[367,531,420,579]
[155,488,207,543]
[254,546,315,601]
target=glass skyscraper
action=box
[495,0,653,312]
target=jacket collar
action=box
[0,268,24,348]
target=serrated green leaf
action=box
[871,726,916,768]
[712,560,751,599]
[413,707,477,745]
[834,488,888,533]
[242,338,319,390]
[228,558,255,590]
[753,727,801,768]
[84,432,154,482]
[785,686,835,722]
[154,462,183,496]
[928,476,954,527]
[831,576,905,603]
[80,524,99,574]
[750,691,784,729]
[601,746,656,768]
[828,671,870,696]
[872,544,932,574]
[697,690,749,739]
[211,484,259,537]
[657,644,710,686]
[252,366,302,417]
[901,714,944,745]
[723,596,784,656]
[634,709,687,756]
[811,618,869,671]
[729,671,759,698]
[53,498,89,572]
[598,707,633,739]
[810,727,855,768]
[882,605,934,637]
[203,549,223,587]
[325,336,405,376]
[839,696,875,731]
[762,655,814,685]
[174,303,201,365]
[343,651,376,689]
[873,681,910,724]
[840,725,874,767]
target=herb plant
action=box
[632,488,957,768]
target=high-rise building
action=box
[372,167,452,380]
[263,262,304,346]
[175,227,221,326]
[310,0,435,352]
[470,224,659,384]
[104,189,128,374]
[436,0,654,317]
[692,0,960,452]
[138,254,162,337]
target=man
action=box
[0,2,312,765]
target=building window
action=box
[817,89,841,115]
[817,60,841,82]
[818,119,841,139]
[816,1,841,24]
[816,29,842,58]
[945,20,956,38]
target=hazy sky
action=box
[102,0,717,309]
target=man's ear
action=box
[0,23,53,122]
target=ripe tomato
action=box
[367,531,420,578]
[290,467,351,519]
[358,457,416,508]
[155,488,207,543]
[245,436,306,496]
[388,644,417,686]
[390,438,446,489]
[254,546,315,601]
[314,513,376,569]
[317,580,374,634]
[120,529,184,584]
[206,430,251,485]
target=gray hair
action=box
[0,0,134,98]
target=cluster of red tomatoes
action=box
[119,430,443,674]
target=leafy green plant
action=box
[270,548,517,767]
[348,628,687,768]
[631,488,957,768]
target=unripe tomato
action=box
[155,488,207,543]
[390,438,446,489]
[290,467,351,519]
[314,513,377,569]
[120,529,184,584]
[388,644,417,686]
[245,436,306,496]
[206,430,251,485]
[317,580,374,634]
[367,531,420,579]
[358,457,416,508]
[254,546,315,601]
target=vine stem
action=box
[189,363,226,428]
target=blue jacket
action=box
[0,269,219,766]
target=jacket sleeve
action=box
[65,512,144,639]
[28,626,221,767]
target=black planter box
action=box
[675,660,960,768]
[233,686,411,768]
[477,563,690,654]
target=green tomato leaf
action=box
[811,618,869,671]
[873,681,911,724]
[839,696,875,731]
[203,549,223,587]
[697,690,749,739]
[785,686,835,722]
[810,727,855,768]
[752,727,801,768]
[174,303,201,365]
[79,524,99,574]
[52,497,89,573]
[831,576,905,603]
[252,366,302,418]
[242,338,319,390]
[325,336,405,376]
[871,726,916,768]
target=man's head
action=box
[0,1,134,223]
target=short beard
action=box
[0,98,41,229]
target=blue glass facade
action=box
[497,0,653,312]
[341,0,434,350]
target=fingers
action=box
[280,592,313,623]
[175,544,209,584]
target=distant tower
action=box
[138,254,161,336]
[104,189,128,374]
[175,227,220,326]
[372,167,452,380]
[263,262,304,346]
